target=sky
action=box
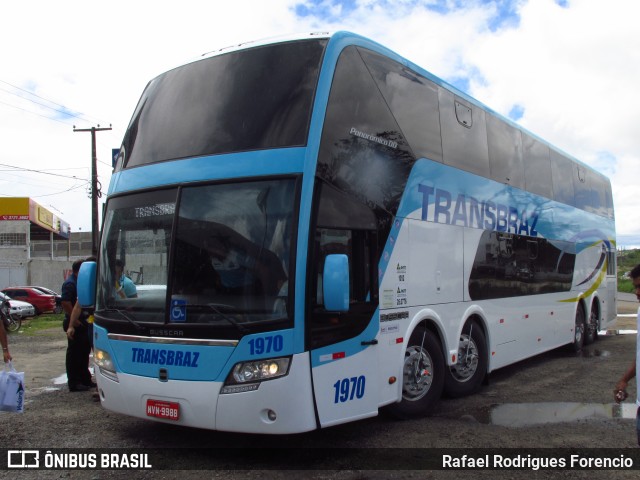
[1,0,638,248]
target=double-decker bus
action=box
[78,31,616,434]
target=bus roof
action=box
[199,31,333,60]
[150,31,606,182]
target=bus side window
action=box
[309,227,377,348]
[308,182,379,349]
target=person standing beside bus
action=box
[62,259,94,392]
[67,256,97,349]
[615,263,640,446]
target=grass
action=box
[15,313,64,336]
[618,248,640,293]
[618,278,635,294]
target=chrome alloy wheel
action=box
[450,334,479,383]
[402,345,434,401]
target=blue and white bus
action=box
[79,31,616,434]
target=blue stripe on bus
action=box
[109,148,307,195]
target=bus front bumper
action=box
[95,352,317,434]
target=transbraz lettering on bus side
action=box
[418,184,539,237]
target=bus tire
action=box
[386,327,444,419]
[584,301,599,345]
[572,302,586,352]
[444,320,487,398]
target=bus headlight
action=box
[221,357,291,393]
[232,357,290,383]
[94,348,118,382]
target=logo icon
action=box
[7,450,39,468]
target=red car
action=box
[1,287,56,315]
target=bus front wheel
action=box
[444,320,487,398]
[387,327,444,419]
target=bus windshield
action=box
[96,178,297,335]
[120,39,327,169]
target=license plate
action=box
[146,399,180,421]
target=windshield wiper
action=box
[188,304,249,334]
[102,308,146,332]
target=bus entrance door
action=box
[307,227,381,426]
[310,317,380,428]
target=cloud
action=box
[460,0,640,247]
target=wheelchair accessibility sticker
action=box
[170,298,187,322]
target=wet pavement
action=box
[450,401,637,427]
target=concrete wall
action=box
[30,232,94,259]
[27,258,85,292]
[0,220,30,289]
[0,264,27,289]
[0,230,94,293]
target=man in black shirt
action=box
[62,259,94,392]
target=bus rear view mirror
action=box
[78,261,97,308]
[323,254,349,312]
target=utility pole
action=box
[73,124,112,256]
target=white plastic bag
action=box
[0,361,25,413]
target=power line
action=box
[0,78,105,126]
[0,176,79,191]
[1,79,71,111]
[0,79,120,170]
[0,85,81,121]
[0,99,74,126]
[0,162,86,180]
[32,183,90,198]
[0,173,88,193]
[1,100,119,170]
[0,166,86,173]
[0,182,88,198]
[0,182,89,198]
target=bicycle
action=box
[1,300,21,333]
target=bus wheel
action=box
[584,302,599,345]
[444,320,487,398]
[572,303,586,352]
[387,327,444,419]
